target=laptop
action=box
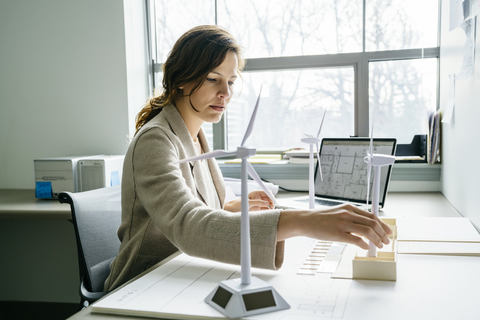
[278,138,397,210]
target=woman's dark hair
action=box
[135,25,245,135]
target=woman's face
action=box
[177,50,239,125]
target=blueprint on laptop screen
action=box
[315,139,395,205]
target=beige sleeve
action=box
[132,127,284,270]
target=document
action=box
[92,237,353,319]
[396,217,480,242]
[396,217,480,255]
[397,241,480,255]
[456,18,476,80]
[450,0,465,31]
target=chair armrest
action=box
[80,277,108,304]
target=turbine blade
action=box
[241,86,262,147]
[246,161,278,206]
[176,150,236,164]
[316,140,323,181]
[369,110,375,156]
[316,107,328,139]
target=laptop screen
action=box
[314,138,397,207]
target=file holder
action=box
[395,134,427,163]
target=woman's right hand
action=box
[223,190,274,213]
[277,204,392,250]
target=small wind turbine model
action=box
[301,107,328,209]
[363,112,396,257]
[176,87,289,318]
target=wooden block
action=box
[352,218,397,281]
[352,251,397,281]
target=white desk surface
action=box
[66,191,480,320]
[0,189,71,219]
[278,191,461,218]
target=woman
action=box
[104,25,391,291]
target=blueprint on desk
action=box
[92,237,351,319]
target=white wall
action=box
[439,0,480,231]
[0,0,149,189]
[0,0,149,303]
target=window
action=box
[150,0,439,149]
[365,1,438,51]
[369,58,438,143]
[226,67,355,150]
[217,0,363,57]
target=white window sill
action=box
[217,161,442,192]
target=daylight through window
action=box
[151,0,439,149]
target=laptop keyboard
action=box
[298,198,343,207]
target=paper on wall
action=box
[456,18,476,80]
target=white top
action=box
[195,158,221,210]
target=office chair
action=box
[58,185,121,308]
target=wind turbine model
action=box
[301,107,327,209]
[363,113,396,257]
[176,87,289,318]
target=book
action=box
[427,111,441,164]
[284,148,310,158]
[289,157,317,164]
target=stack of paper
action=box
[396,217,480,256]
[283,149,313,164]
[332,217,480,280]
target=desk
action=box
[278,191,461,218]
[0,189,78,303]
[66,191,480,320]
[0,189,458,220]
[0,189,71,220]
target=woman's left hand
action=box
[224,190,275,212]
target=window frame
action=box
[149,0,441,152]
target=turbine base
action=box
[205,276,290,318]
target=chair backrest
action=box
[59,185,121,295]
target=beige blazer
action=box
[104,104,284,291]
